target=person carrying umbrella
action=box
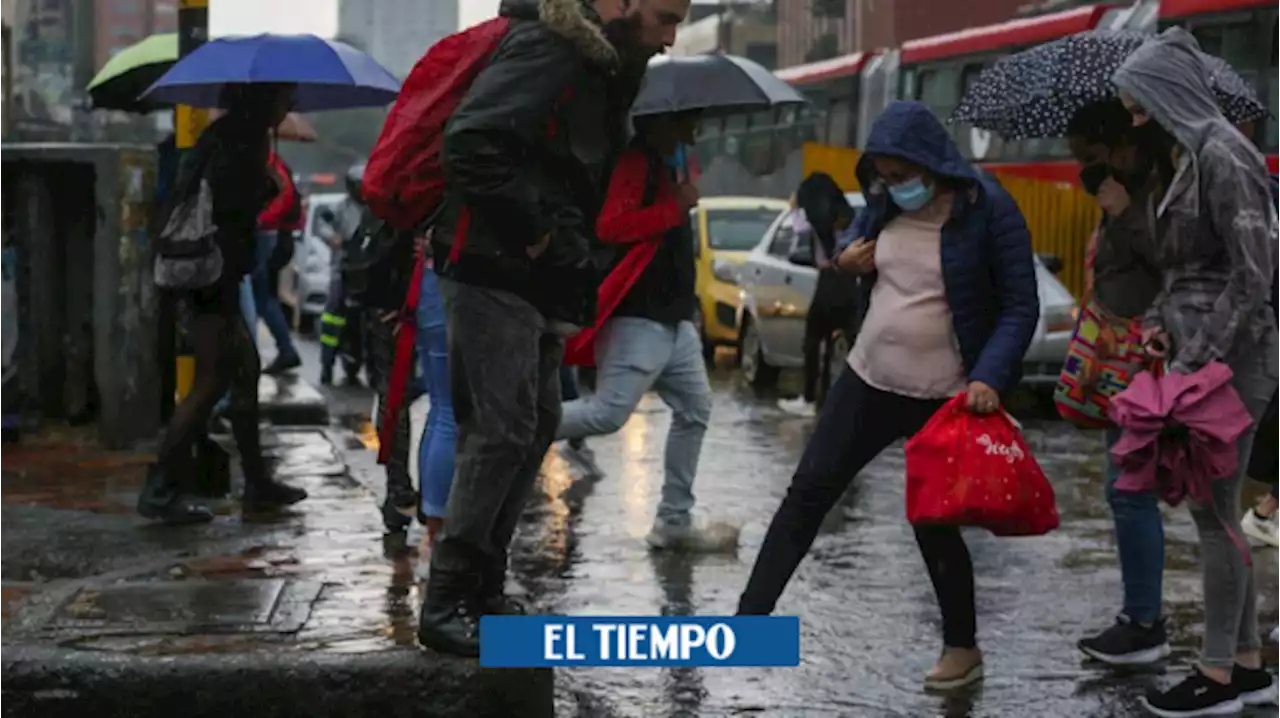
[557,109,741,552]
[139,82,309,523]
[737,100,1040,692]
[416,0,690,658]
[1110,28,1278,718]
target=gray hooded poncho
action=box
[1111,28,1277,374]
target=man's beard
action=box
[602,14,653,59]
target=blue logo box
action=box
[479,616,800,668]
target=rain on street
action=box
[476,364,1280,718]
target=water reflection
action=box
[508,370,1280,717]
[649,552,706,716]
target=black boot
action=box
[319,366,333,386]
[417,570,482,657]
[136,464,214,524]
[243,477,308,510]
[241,452,306,510]
[479,562,526,615]
[342,363,363,387]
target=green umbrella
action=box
[87,33,178,114]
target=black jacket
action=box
[432,0,638,317]
[170,115,274,314]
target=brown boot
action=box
[924,646,984,691]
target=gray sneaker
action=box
[645,519,741,552]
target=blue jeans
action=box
[560,365,580,402]
[416,269,456,519]
[556,318,712,527]
[1104,425,1164,624]
[214,276,257,415]
[251,231,298,360]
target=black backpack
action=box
[341,209,417,311]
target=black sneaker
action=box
[1141,668,1242,717]
[1078,615,1171,666]
[263,353,301,376]
[1231,664,1277,706]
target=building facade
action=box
[775,0,1031,69]
[670,8,778,69]
[94,0,176,69]
[337,0,458,78]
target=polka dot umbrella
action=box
[949,29,1268,140]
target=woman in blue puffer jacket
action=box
[738,101,1039,690]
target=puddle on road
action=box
[502,370,1279,717]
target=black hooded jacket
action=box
[431,0,641,317]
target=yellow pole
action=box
[173,0,210,403]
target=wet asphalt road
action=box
[283,334,1279,718]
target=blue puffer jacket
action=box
[844,101,1039,394]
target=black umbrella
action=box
[631,53,807,119]
[950,30,1268,140]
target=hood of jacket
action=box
[1111,28,1226,153]
[855,101,981,197]
[500,0,618,68]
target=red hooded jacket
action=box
[564,147,687,366]
[257,152,304,232]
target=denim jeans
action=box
[556,318,712,528]
[416,269,455,519]
[430,278,563,597]
[251,231,298,360]
[1104,424,1165,625]
[560,365,581,402]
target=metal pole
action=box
[162,0,210,425]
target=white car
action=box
[737,191,1076,393]
[282,192,346,326]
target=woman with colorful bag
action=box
[736,101,1040,690]
[1060,102,1173,667]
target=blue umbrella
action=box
[141,34,400,111]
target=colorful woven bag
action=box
[1053,296,1150,428]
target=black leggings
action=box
[159,306,265,484]
[1247,392,1278,495]
[739,366,977,649]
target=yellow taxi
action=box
[689,196,790,359]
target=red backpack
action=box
[363,17,510,230]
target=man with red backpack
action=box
[403,0,688,656]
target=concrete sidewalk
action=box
[0,409,550,716]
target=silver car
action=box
[281,191,345,325]
[737,191,1076,392]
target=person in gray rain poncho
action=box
[1112,28,1278,718]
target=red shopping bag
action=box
[905,393,1059,537]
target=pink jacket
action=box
[1109,362,1252,506]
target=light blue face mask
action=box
[888,177,934,211]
